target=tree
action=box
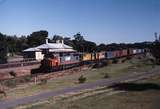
[72,33,97,52]
[0,33,7,63]
[83,40,97,52]
[6,35,18,55]
[27,30,48,47]
[150,41,160,64]
[63,37,76,48]
[16,36,28,53]
[52,35,63,43]
[97,43,106,52]
[74,32,84,42]
[72,33,85,52]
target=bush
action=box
[92,61,108,68]
[126,56,132,60]
[78,75,86,83]
[156,59,160,65]
[137,56,142,59]
[112,58,118,64]
[31,68,40,74]
[150,41,160,63]
[121,59,126,63]
[149,58,155,63]
[40,78,47,85]
[4,79,16,88]
[24,76,32,82]
[104,73,109,78]
[102,60,108,66]
[9,71,16,77]
[92,63,103,68]
[17,76,32,83]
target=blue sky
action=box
[0,0,159,44]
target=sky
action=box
[0,0,160,44]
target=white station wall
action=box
[35,52,44,60]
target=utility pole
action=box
[154,32,158,41]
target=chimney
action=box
[155,32,158,41]
[46,38,48,44]
[61,39,64,44]
[56,40,60,44]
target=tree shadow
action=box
[109,82,160,91]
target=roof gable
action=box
[36,43,72,49]
[23,47,41,52]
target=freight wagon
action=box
[128,48,134,55]
[82,53,92,61]
[105,51,114,59]
[96,52,106,60]
[121,49,128,57]
[40,48,145,73]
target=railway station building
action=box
[23,39,76,61]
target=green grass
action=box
[1,57,156,101]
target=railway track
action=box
[0,61,40,69]
[0,67,160,109]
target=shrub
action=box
[102,60,108,66]
[149,58,155,63]
[24,76,32,82]
[40,78,47,85]
[92,63,103,68]
[4,79,16,88]
[17,76,32,83]
[155,59,160,65]
[112,58,118,64]
[17,78,25,83]
[126,56,132,60]
[78,75,86,83]
[31,68,40,74]
[104,73,109,78]
[137,56,142,59]
[107,60,112,64]
[9,71,16,77]
[150,41,160,64]
[92,61,108,68]
[121,59,126,63]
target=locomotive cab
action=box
[43,53,60,68]
[48,54,60,67]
